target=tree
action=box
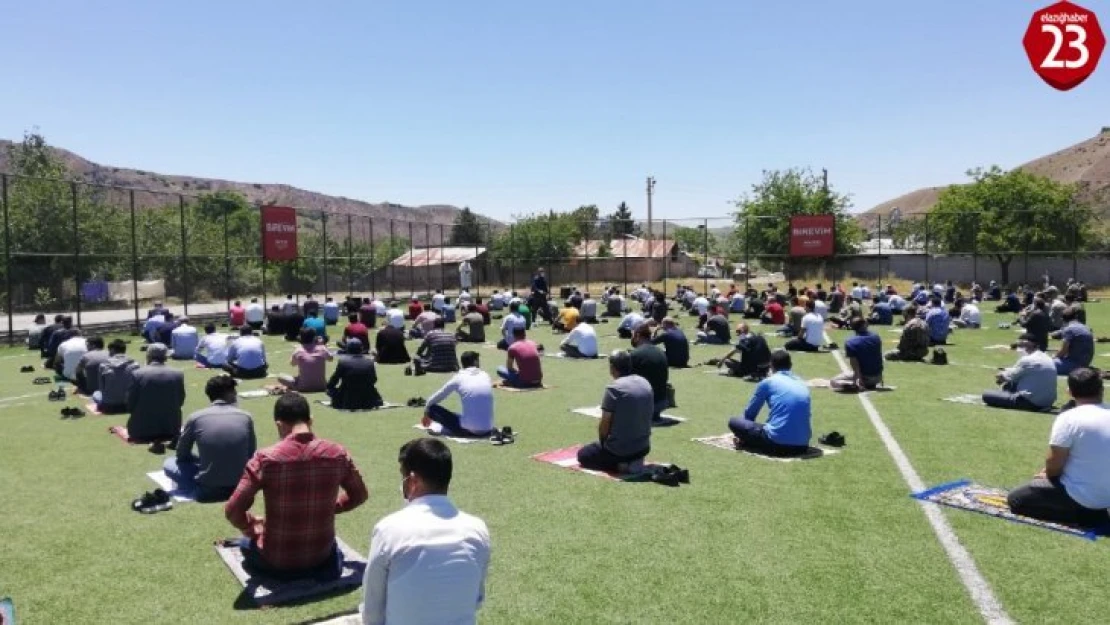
[489,212,575,269]
[673,226,718,255]
[732,168,862,257]
[449,207,483,246]
[928,167,1092,284]
[607,202,640,238]
[569,204,602,243]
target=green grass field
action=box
[2,302,1108,624]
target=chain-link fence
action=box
[2,173,1108,342]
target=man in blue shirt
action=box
[650,318,690,368]
[224,327,269,379]
[170,317,199,360]
[1054,307,1094,376]
[322,297,340,325]
[728,350,813,457]
[868,300,893,325]
[924,297,950,345]
[831,317,884,392]
[302,310,328,343]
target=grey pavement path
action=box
[3,301,230,330]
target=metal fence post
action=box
[1023,210,1032,285]
[661,219,668,295]
[321,211,329,299]
[439,224,446,294]
[584,222,590,293]
[972,212,979,286]
[389,219,396,302]
[509,224,516,292]
[425,222,432,296]
[622,237,628,298]
[923,213,930,285]
[71,182,82,327]
[744,218,750,287]
[179,195,189,315]
[347,214,353,295]
[1072,212,1079,281]
[409,221,416,299]
[130,190,139,329]
[2,175,11,344]
[224,201,231,310]
[702,218,709,295]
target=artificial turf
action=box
[1,301,1107,624]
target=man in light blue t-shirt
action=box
[728,349,812,456]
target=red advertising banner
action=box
[789,215,835,257]
[261,206,298,261]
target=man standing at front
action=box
[1008,369,1110,528]
[728,350,813,457]
[225,393,368,580]
[362,438,490,625]
[459,259,473,292]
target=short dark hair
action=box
[398,438,452,492]
[240,326,254,336]
[108,339,127,354]
[86,336,105,350]
[770,349,792,372]
[850,316,868,333]
[349,313,358,323]
[205,375,237,402]
[299,327,317,345]
[461,351,479,368]
[633,324,652,340]
[609,350,633,376]
[1067,368,1103,401]
[433,317,445,329]
[1062,306,1079,322]
[273,392,311,424]
[512,326,526,339]
[205,323,216,334]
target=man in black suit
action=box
[326,339,383,410]
[127,343,186,444]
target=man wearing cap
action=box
[577,351,654,472]
[981,333,1058,412]
[127,343,187,444]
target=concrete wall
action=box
[821,254,1110,286]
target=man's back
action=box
[420,331,460,372]
[59,337,88,379]
[1051,404,1110,509]
[507,340,542,384]
[747,372,811,447]
[463,312,486,342]
[1010,351,1058,407]
[845,331,883,377]
[565,324,598,357]
[246,303,265,323]
[172,325,199,358]
[128,364,186,440]
[375,326,410,364]
[601,374,654,456]
[180,402,256,489]
[1062,322,1095,366]
[365,495,490,625]
[630,344,669,402]
[331,355,383,409]
[79,350,111,392]
[232,336,266,369]
[227,433,366,571]
[99,355,138,408]
[652,328,690,368]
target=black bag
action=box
[931,348,948,365]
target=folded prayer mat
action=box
[570,405,687,425]
[315,399,403,411]
[531,445,667,481]
[146,471,197,503]
[411,423,489,444]
[692,433,838,462]
[214,538,367,606]
[494,383,554,392]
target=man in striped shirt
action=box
[414,317,460,374]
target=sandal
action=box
[818,431,846,447]
[48,389,67,401]
[33,377,52,385]
[20,365,34,373]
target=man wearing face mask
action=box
[361,438,491,625]
[224,393,368,580]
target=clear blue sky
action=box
[1,0,1107,225]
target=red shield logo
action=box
[1023,1,1105,91]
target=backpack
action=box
[931,348,948,366]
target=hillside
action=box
[862,128,1110,223]
[0,139,497,246]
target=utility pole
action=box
[646,176,656,284]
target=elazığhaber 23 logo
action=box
[1023,1,1105,90]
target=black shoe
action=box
[818,431,846,447]
[148,441,166,455]
[48,389,67,401]
[167,436,179,451]
[33,377,51,385]
[651,466,681,487]
[415,397,426,407]
[404,366,413,376]
[20,365,34,373]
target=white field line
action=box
[830,350,1013,625]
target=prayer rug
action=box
[911,480,1098,541]
[942,394,984,406]
[806,378,831,388]
[494,383,554,392]
[983,344,1013,350]
[692,433,838,462]
[543,352,600,360]
[411,423,489,444]
[531,445,667,481]
[314,400,403,411]
[236,388,283,399]
[146,471,197,503]
[570,405,687,425]
[214,538,367,606]
[85,402,103,415]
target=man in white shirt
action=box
[386,306,406,330]
[618,311,645,339]
[432,290,447,313]
[850,283,864,301]
[457,289,473,310]
[497,303,526,350]
[195,324,230,368]
[1008,368,1110,527]
[888,294,907,313]
[784,300,826,353]
[813,298,829,321]
[57,332,89,382]
[982,333,1058,412]
[362,437,490,625]
[692,294,710,317]
[561,322,599,359]
[459,260,473,291]
[489,290,505,311]
[372,297,387,317]
[954,300,981,329]
[244,298,265,330]
[422,352,495,437]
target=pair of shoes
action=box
[818,431,846,447]
[148,441,166,455]
[20,365,34,373]
[536,344,545,352]
[47,389,67,401]
[705,358,722,367]
[825,342,839,350]
[131,489,172,514]
[651,464,690,486]
[33,377,51,385]
[404,366,413,376]
[167,436,179,451]
[266,387,286,397]
[60,407,85,418]
[490,426,515,445]
[406,397,426,408]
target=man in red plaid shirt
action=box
[224,392,368,579]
